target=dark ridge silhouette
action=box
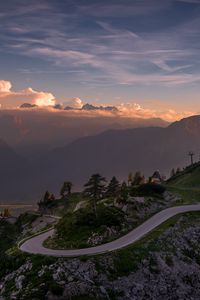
[2,114,200,203]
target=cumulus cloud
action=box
[0,80,196,122]
[63,97,84,109]
[0,80,12,92]
[0,80,56,108]
[117,102,195,121]
[157,109,195,121]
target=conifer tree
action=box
[120,181,128,202]
[106,176,120,197]
[60,181,73,198]
[170,168,175,177]
[83,174,106,218]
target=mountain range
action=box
[1,113,200,203]
[0,109,168,158]
[20,102,119,112]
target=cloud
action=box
[117,102,195,121]
[3,2,200,88]
[25,45,198,87]
[31,48,101,68]
[0,80,196,122]
[0,80,56,108]
[78,1,171,17]
[16,21,199,87]
[0,80,12,92]
[97,21,139,39]
[34,100,196,122]
[152,59,192,73]
[63,97,83,109]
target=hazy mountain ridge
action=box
[32,114,200,201]
[0,138,24,173]
[1,114,200,202]
[0,110,168,158]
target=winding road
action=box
[20,204,200,257]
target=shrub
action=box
[132,183,166,197]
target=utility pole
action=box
[188,151,194,165]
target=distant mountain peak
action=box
[20,103,38,108]
[53,104,63,110]
[64,106,75,110]
[168,114,200,135]
[81,103,118,112]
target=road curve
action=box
[20,204,200,257]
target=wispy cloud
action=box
[97,21,139,38]
[78,0,171,17]
[30,47,101,68]
[0,2,50,18]
[4,12,199,87]
[1,0,200,105]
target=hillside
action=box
[2,202,200,299]
[165,162,200,206]
[0,110,168,158]
[1,173,200,299]
[2,114,200,202]
[0,139,30,202]
[167,163,200,189]
[32,115,200,197]
[0,139,25,177]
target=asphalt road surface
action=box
[20,204,200,257]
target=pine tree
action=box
[170,168,175,177]
[120,181,128,202]
[83,174,106,218]
[132,171,144,186]
[106,176,120,197]
[128,172,133,186]
[50,194,56,201]
[44,191,51,203]
[60,181,73,198]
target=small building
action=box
[150,170,163,184]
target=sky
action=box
[1,0,200,121]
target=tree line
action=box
[38,171,162,217]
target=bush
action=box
[132,183,166,197]
[48,204,126,249]
[56,204,125,237]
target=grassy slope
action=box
[166,163,200,204]
[167,186,200,205]
[167,163,200,189]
